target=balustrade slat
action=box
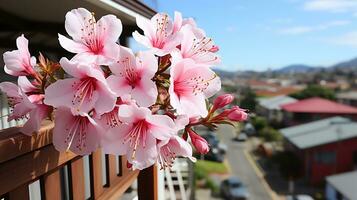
[90,150,104,198]
[108,154,118,184]
[8,185,29,200]
[43,170,61,200]
[69,157,85,200]
[138,165,158,200]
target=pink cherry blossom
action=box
[102,104,175,170]
[172,11,198,34]
[187,129,209,154]
[133,13,181,56]
[212,93,234,111]
[227,106,248,122]
[58,8,122,65]
[157,135,195,169]
[53,107,102,155]
[3,35,36,76]
[44,58,116,115]
[178,25,220,65]
[95,95,136,136]
[107,47,158,107]
[0,77,49,135]
[0,81,35,121]
[169,58,221,117]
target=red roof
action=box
[281,97,357,114]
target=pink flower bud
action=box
[227,106,248,122]
[209,45,219,53]
[188,129,210,154]
[213,94,234,111]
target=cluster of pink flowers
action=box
[0,8,247,170]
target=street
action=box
[217,125,272,200]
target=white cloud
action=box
[278,20,350,35]
[304,0,357,13]
[326,31,357,47]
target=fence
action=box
[0,121,157,200]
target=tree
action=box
[260,127,282,142]
[240,87,257,112]
[290,85,336,100]
[251,116,268,132]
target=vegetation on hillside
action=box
[290,85,336,100]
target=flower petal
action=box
[180,95,208,118]
[53,107,100,155]
[173,11,183,33]
[64,8,93,41]
[96,15,122,43]
[94,82,116,115]
[132,77,157,107]
[18,76,36,93]
[109,46,135,75]
[102,124,131,155]
[106,75,132,97]
[127,135,157,170]
[136,51,158,79]
[21,104,49,135]
[132,31,152,48]
[58,34,89,54]
[146,114,175,141]
[118,104,149,124]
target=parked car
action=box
[286,194,314,200]
[234,132,248,142]
[243,123,256,136]
[203,147,224,162]
[220,177,249,200]
[202,132,227,154]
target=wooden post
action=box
[69,158,85,200]
[138,165,158,200]
[8,185,29,200]
[42,170,61,200]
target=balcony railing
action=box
[0,121,157,200]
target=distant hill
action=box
[214,56,357,76]
[274,64,318,74]
[331,57,357,70]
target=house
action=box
[246,79,304,97]
[280,117,357,184]
[326,171,357,200]
[257,95,297,123]
[0,1,158,200]
[0,0,156,81]
[281,97,357,126]
[337,91,357,107]
[255,86,304,97]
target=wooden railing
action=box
[0,121,157,200]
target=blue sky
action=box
[149,0,357,71]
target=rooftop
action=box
[259,95,297,110]
[326,171,357,200]
[337,91,357,100]
[281,97,357,114]
[280,117,357,149]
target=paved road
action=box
[217,125,272,200]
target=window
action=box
[314,151,336,164]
